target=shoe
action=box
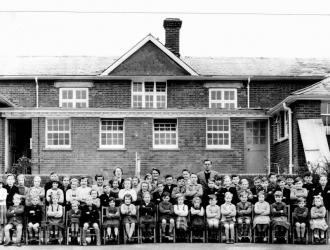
[4,241,11,246]
[263,237,267,243]
[314,238,320,244]
[17,242,21,247]
[226,239,230,244]
[320,238,326,244]
[230,239,234,244]
[82,242,87,246]
[296,237,301,244]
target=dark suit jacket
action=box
[196,170,219,190]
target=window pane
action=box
[145,82,154,92]
[156,82,166,92]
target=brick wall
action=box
[250,80,314,108]
[291,100,321,170]
[271,139,290,173]
[0,119,4,174]
[0,80,36,107]
[31,117,246,177]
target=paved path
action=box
[2,243,329,250]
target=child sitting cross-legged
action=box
[292,197,308,244]
[221,192,236,244]
[158,192,175,241]
[26,196,43,243]
[236,191,252,242]
[67,200,81,245]
[139,191,156,242]
[310,195,328,244]
[270,191,290,243]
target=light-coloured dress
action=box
[253,201,270,227]
[310,205,328,231]
[0,188,8,225]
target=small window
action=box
[153,119,178,149]
[274,111,289,142]
[46,118,71,149]
[206,119,231,149]
[60,88,88,108]
[209,89,237,109]
[321,102,330,135]
[100,119,125,149]
[132,82,167,108]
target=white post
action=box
[135,152,141,178]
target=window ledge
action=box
[151,148,180,151]
[205,148,233,151]
[274,137,289,144]
[97,148,127,151]
[43,148,73,151]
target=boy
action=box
[182,169,191,185]
[217,176,238,205]
[4,174,19,208]
[92,175,105,196]
[171,176,186,201]
[163,175,177,195]
[77,177,92,205]
[275,177,291,205]
[185,173,203,205]
[26,196,43,242]
[236,191,252,241]
[251,176,262,204]
[302,172,315,192]
[4,194,24,246]
[203,179,218,206]
[46,180,64,205]
[81,195,101,246]
[152,181,165,205]
[99,184,112,207]
[231,175,240,191]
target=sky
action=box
[1,0,330,58]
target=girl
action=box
[118,179,137,203]
[26,175,45,206]
[120,194,137,242]
[137,181,151,206]
[310,195,328,244]
[158,192,175,240]
[103,197,120,241]
[190,196,205,239]
[113,167,124,189]
[47,195,64,244]
[270,191,290,243]
[206,194,220,229]
[0,180,7,244]
[174,193,188,235]
[46,181,64,205]
[77,177,92,205]
[139,192,156,241]
[221,192,236,244]
[239,179,253,202]
[90,189,100,208]
[292,197,308,244]
[67,201,81,245]
[109,178,121,206]
[26,196,43,242]
[290,177,308,206]
[66,179,79,210]
[253,191,270,243]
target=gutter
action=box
[283,102,293,174]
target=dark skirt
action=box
[103,219,120,228]
[123,215,137,224]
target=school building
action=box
[0,18,330,177]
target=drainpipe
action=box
[35,77,39,108]
[283,102,293,174]
[247,76,250,108]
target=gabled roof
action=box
[269,77,330,115]
[101,34,198,76]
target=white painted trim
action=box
[99,118,125,149]
[267,117,271,174]
[203,82,243,88]
[59,88,89,108]
[4,119,8,172]
[205,118,231,149]
[54,81,94,88]
[152,118,178,149]
[101,34,198,76]
[45,118,71,149]
[209,88,237,109]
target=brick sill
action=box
[97,148,127,151]
[43,148,73,151]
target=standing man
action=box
[197,159,219,191]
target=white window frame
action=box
[131,81,167,108]
[321,102,330,135]
[275,111,289,142]
[45,118,71,149]
[59,88,89,108]
[153,119,178,149]
[209,88,237,109]
[206,118,231,149]
[99,119,125,149]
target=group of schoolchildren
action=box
[0,164,329,247]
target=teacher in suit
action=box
[196,159,219,190]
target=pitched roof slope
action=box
[292,77,330,96]
[0,56,329,77]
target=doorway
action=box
[8,119,32,170]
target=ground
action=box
[3,243,329,249]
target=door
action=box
[245,120,268,173]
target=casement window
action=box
[132,82,167,108]
[209,88,237,109]
[100,119,125,149]
[206,119,231,149]
[321,102,330,134]
[46,118,71,149]
[274,111,289,142]
[59,88,88,108]
[153,119,178,149]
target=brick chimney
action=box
[163,18,182,57]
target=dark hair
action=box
[231,174,239,179]
[113,167,123,175]
[109,197,116,203]
[182,169,190,173]
[303,172,312,178]
[204,159,212,164]
[268,172,277,178]
[50,172,57,176]
[177,176,184,181]
[94,174,104,181]
[162,192,171,198]
[165,175,173,179]
[151,168,160,175]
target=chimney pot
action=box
[163,18,182,57]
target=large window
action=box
[206,119,231,149]
[46,118,71,149]
[100,119,125,149]
[153,119,178,149]
[274,111,289,142]
[209,88,237,109]
[321,102,330,134]
[132,82,166,108]
[59,88,88,108]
